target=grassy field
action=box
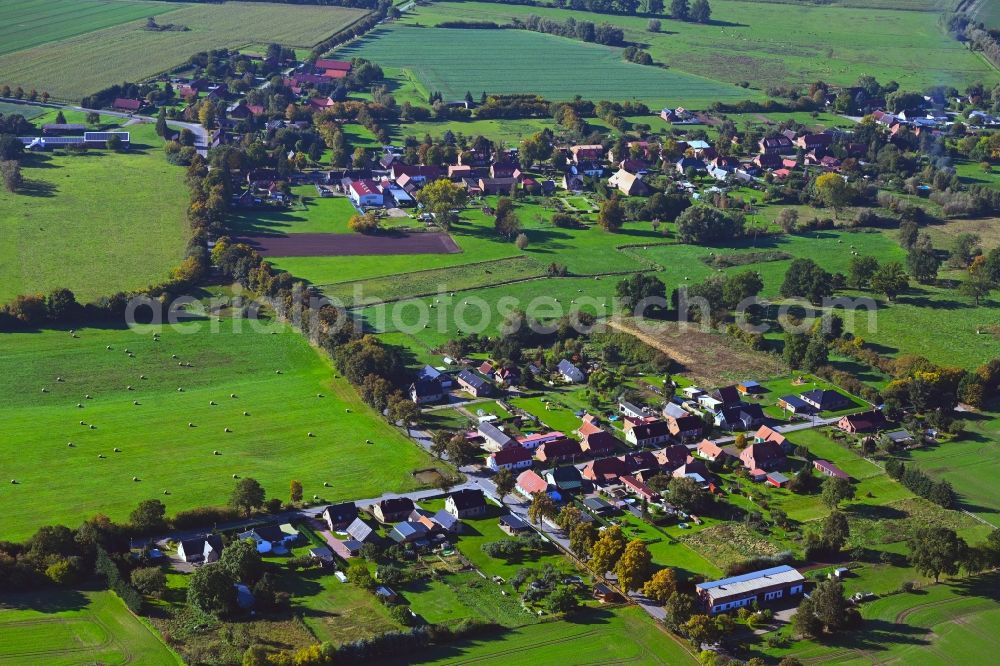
[0,587,181,665]
[0,0,174,57]
[0,312,440,540]
[334,24,749,108]
[0,2,369,101]
[397,1,994,92]
[757,574,1000,664]
[0,122,189,304]
[0,101,47,119]
[228,187,360,236]
[373,604,697,665]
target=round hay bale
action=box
[232,473,239,479]
[224,427,231,433]
[42,388,48,393]
[210,400,217,405]
[85,394,91,399]
[275,370,282,374]
[188,422,195,427]
[57,376,63,382]
[177,387,183,392]
[127,385,133,390]
[243,411,249,416]
[67,442,74,447]
[134,401,140,405]
[366,439,372,444]
[323,482,330,487]
[107,345,112,350]
[213,450,220,455]
[98,454,105,459]
[308,432,315,437]
[80,420,86,425]
[114,447,120,452]
[172,354,178,359]
[89,424,96,429]
[139,375,146,380]
[133,476,139,482]
[10,479,16,484]
[178,362,184,366]
[345,408,351,413]
[231,393,237,398]
[317,394,323,398]
[128,353,134,358]
[163,490,169,495]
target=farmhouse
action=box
[759,136,795,155]
[800,389,851,412]
[236,524,300,553]
[608,169,649,196]
[580,431,621,456]
[754,425,787,448]
[778,394,814,415]
[516,469,549,497]
[582,457,628,484]
[372,497,415,523]
[177,535,223,563]
[696,565,805,614]
[624,420,670,448]
[740,440,786,472]
[409,378,443,405]
[839,410,888,433]
[517,431,565,450]
[535,437,583,464]
[620,474,659,502]
[390,521,429,544]
[715,404,765,431]
[487,445,533,471]
[322,502,358,530]
[666,413,704,441]
[696,439,731,462]
[620,401,648,419]
[478,421,516,452]
[346,517,380,545]
[653,444,690,470]
[557,359,586,383]
[456,369,495,397]
[446,488,487,518]
[112,98,144,112]
[348,179,383,207]
[546,466,584,492]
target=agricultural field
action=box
[334,24,749,108]
[0,122,189,304]
[0,587,181,665]
[0,101,46,119]
[391,1,994,92]
[0,2,370,101]
[0,0,173,57]
[0,311,441,541]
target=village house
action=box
[236,524,301,553]
[177,535,223,563]
[582,457,628,484]
[112,97,144,113]
[409,378,443,405]
[557,359,586,383]
[608,169,649,196]
[666,412,704,442]
[759,135,795,155]
[673,459,711,483]
[696,565,805,615]
[839,410,888,433]
[546,466,584,493]
[580,430,621,456]
[345,517,380,546]
[624,420,670,448]
[754,425,787,449]
[696,439,731,462]
[534,437,583,464]
[619,401,648,419]
[620,475,659,502]
[487,445,533,472]
[517,431,565,450]
[445,489,488,519]
[372,497,415,523]
[800,388,852,412]
[478,421,516,453]
[715,404,765,431]
[778,394,814,415]
[653,444,690,471]
[570,144,604,163]
[389,520,429,545]
[516,469,549,498]
[322,502,358,530]
[456,369,495,397]
[740,440,787,473]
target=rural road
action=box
[0,96,209,156]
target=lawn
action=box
[756,573,1000,665]
[227,187,360,236]
[372,604,697,665]
[0,313,441,540]
[333,24,749,108]
[0,2,370,101]
[0,587,181,665]
[0,123,189,305]
[398,1,994,92]
[0,101,46,119]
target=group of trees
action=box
[792,580,859,639]
[513,15,626,46]
[884,460,957,509]
[675,206,745,244]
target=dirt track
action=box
[234,232,461,257]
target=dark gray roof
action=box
[346,517,377,543]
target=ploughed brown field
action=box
[235,232,461,256]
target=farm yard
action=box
[0,122,189,305]
[334,25,749,109]
[236,232,461,257]
[0,587,181,665]
[0,1,370,101]
[0,312,442,541]
[383,1,994,92]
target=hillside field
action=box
[0,2,369,101]
[0,122,189,305]
[0,587,181,665]
[335,24,749,108]
[383,1,994,93]
[0,312,440,541]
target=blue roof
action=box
[779,394,809,408]
[696,565,797,591]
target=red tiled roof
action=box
[517,470,548,494]
[315,58,351,71]
[491,446,532,466]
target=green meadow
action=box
[0,587,181,665]
[0,314,440,540]
[334,24,749,108]
[395,1,993,92]
[0,122,189,305]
